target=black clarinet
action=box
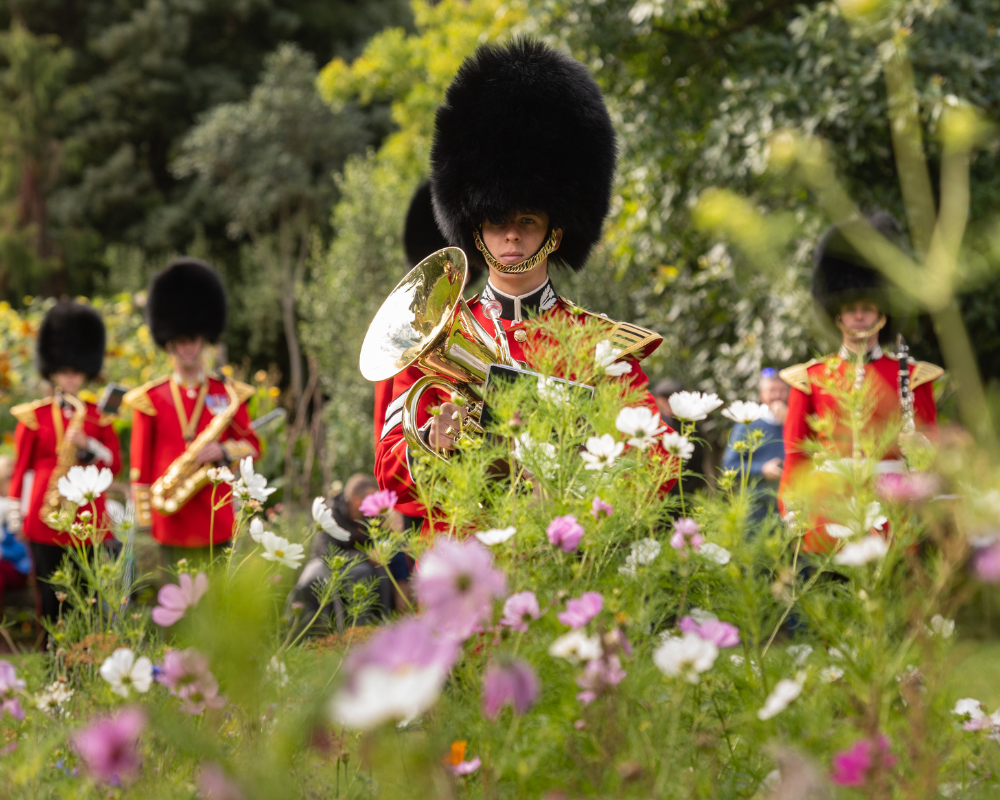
[897,334,915,435]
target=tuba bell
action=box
[360,247,518,460]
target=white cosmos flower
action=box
[652,632,718,683]
[99,648,153,698]
[829,500,889,540]
[825,523,855,540]
[786,644,813,666]
[615,406,666,450]
[549,630,603,663]
[661,431,695,460]
[35,681,74,713]
[537,376,572,406]
[259,531,305,569]
[721,400,767,425]
[928,614,955,638]
[833,536,889,566]
[954,698,986,721]
[58,465,114,505]
[580,434,625,470]
[757,673,805,720]
[619,538,661,577]
[513,434,559,479]
[249,518,269,543]
[820,666,845,683]
[474,527,517,546]
[667,391,724,422]
[207,466,235,484]
[268,657,289,688]
[232,457,276,503]
[697,542,731,565]
[330,664,446,731]
[312,497,351,542]
[595,340,632,377]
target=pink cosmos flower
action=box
[1,699,24,721]
[345,616,461,678]
[450,756,482,776]
[678,616,741,648]
[71,707,147,784]
[830,735,898,787]
[575,655,627,704]
[414,538,507,640]
[151,572,208,627]
[359,489,398,517]
[157,648,226,715]
[876,472,939,504]
[198,763,246,800]
[547,515,584,553]
[482,659,540,720]
[0,660,25,696]
[558,592,603,629]
[591,497,613,520]
[500,591,541,632]
[974,541,1000,583]
[670,518,704,551]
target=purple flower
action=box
[575,655,627,704]
[151,572,208,627]
[557,592,603,629]
[482,659,540,720]
[71,707,147,784]
[0,660,25,696]
[830,735,898,787]
[876,472,939,504]
[500,591,541,632]
[677,616,741,648]
[1,699,24,721]
[591,497,613,520]
[415,538,506,640]
[670,518,704,551]
[974,541,1000,583]
[345,616,461,678]
[359,489,398,517]
[450,756,482,776]
[156,648,225,715]
[198,763,246,799]
[547,515,585,553]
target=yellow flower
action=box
[268,387,280,399]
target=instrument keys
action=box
[513,329,527,343]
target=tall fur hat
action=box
[812,211,903,318]
[37,301,106,380]
[403,181,451,269]
[147,258,227,348]
[430,38,617,274]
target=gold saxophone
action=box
[150,381,242,515]
[39,392,89,523]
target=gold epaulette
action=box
[123,376,169,416]
[233,380,255,403]
[911,361,944,390]
[10,398,52,430]
[564,302,663,363]
[779,360,819,395]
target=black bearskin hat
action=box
[37,301,106,380]
[403,181,450,269]
[430,38,617,273]
[148,258,227,348]
[812,211,903,318]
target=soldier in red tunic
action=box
[7,302,122,621]
[778,213,943,552]
[373,40,672,522]
[124,259,259,565]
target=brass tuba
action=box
[360,247,517,460]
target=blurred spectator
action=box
[721,368,789,524]
[286,473,410,634]
[652,378,706,498]
[0,456,30,609]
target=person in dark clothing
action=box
[287,474,410,634]
[651,378,707,500]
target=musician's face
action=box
[167,337,206,368]
[481,210,561,266]
[839,300,881,333]
[52,369,85,395]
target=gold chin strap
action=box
[473,228,560,275]
[836,314,887,342]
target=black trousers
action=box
[29,542,91,623]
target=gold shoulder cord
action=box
[473,228,560,274]
[169,380,209,442]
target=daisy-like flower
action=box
[482,660,540,719]
[475,526,517,546]
[547,515,585,553]
[58,465,114,505]
[697,542,731,565]
[513,434,559,479]
[927,614,955,638]
[591,497,613,520]
[661,431,695,460]
[668,391,723,422]
[106,499,136,541]
[249,518,269,543]
[259,531,305,569]
[549,630,603,663]
[99,648,154,698]
[537,376,572,406]
[615,406,666,449]
[500,590,541,631]
[820,666,845,683]
[580,434,625,470]
[35,681,74,713]
[652,632,718,683]
[619,538,661,577]
[786,644,813,666]
[0,660,25,720]
[151,572,209,627]
[557,592,603,629]
[443,741,484,776]
[71,707,147,784]
[332,663,445,730]
[827,500,888,540]
[232,457,276,503]
[359,489,398,517]
[830,735,898,787]
[670,517,704,551]
[678,616,740,648]
[594,340,633,377]
[757,673,805,720]
[312,497,350,541]
[721,400,767,425]
[206,466,235,484]
[833,536,889,566]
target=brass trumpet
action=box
[360,247,518,460]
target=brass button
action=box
[513,329,528,343]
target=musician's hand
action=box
[427,403,468,451]
[762,457,783,482]
[69,429,89,449]
[195,442,226,464]
[768,400,788,425]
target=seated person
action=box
[286,474,410,634]
[721,369,789,524]
[0,456,31,609]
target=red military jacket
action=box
[9,397,122,546]
[778,347,942,552]
[126,374,259,548]
[375,277,673,523]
